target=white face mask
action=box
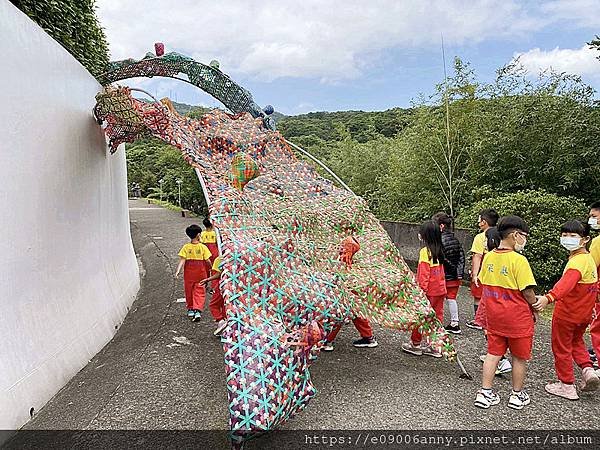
[514,232,526,252]
[560,236,582,251]
[589,217,600,230]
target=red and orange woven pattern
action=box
[94,86,455,446]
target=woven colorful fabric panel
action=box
[94,86,455,445]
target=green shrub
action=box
[126,138,208,215]
[457,190,588,290]
[10,0,109,77]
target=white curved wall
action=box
[0,1,140,429]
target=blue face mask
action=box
[560,236,582,251]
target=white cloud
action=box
[541,0,600,28]
[513,45,600,78]
[96,0,545,82]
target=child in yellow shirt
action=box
[175,224,212,321]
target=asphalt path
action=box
[10,199,598,449]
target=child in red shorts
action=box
[474,227,513,375]
[474,216,537,410]
[175,224,212,322]
[534,220,599,400]
[401,220,446,358]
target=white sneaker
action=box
[421,345,443,358]
[496,358,512,375]
[507,390,530,410]
[213,319,227,336]
[401,341,423,356]
[322,342,334,352]
[474,389,500,409]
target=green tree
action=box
[126,138,207,215]
[590,35,600,59]
[374,58,479,222]
[327,132,395,216]
[468,62,600,204]
[457,189,588,290]
[378,60,600,222]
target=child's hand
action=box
[174,272,180,279]
[532,295,549,311]
[199,278,208,286]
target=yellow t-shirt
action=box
[590,235,600,268]
[563,252,598,283]
[471,231,487,255]
[479,250,536,291]
[178,242,212,260]
[201,230,217,244]
[479,249,537,337]
[212,256,222,273]
[549,252,598,323]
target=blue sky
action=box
[97,1,600,115]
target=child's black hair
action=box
[419,220,444,265]
[560,220,591,237]
[590,201,600,211]
[203,217,212,228]
[485,226,502,251]
[432,212,453,228]
[496,215,529,239]
[480,208,499,227]
[186,224,202,240]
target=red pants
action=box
[327,317,373,342]
[412,295,445,344]
[183,260,208,311]
[209,279,225,321]
[552,316,593,384]
[591,301,600,360]
[205,242,219,263]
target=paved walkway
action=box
[12,199,599,448]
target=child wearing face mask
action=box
[587,201,600,373]
[475,216,538,411]
[534,220,599,400]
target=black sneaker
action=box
[466,320,483,331]
[353,337,378,348]
[444,323,462,334]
